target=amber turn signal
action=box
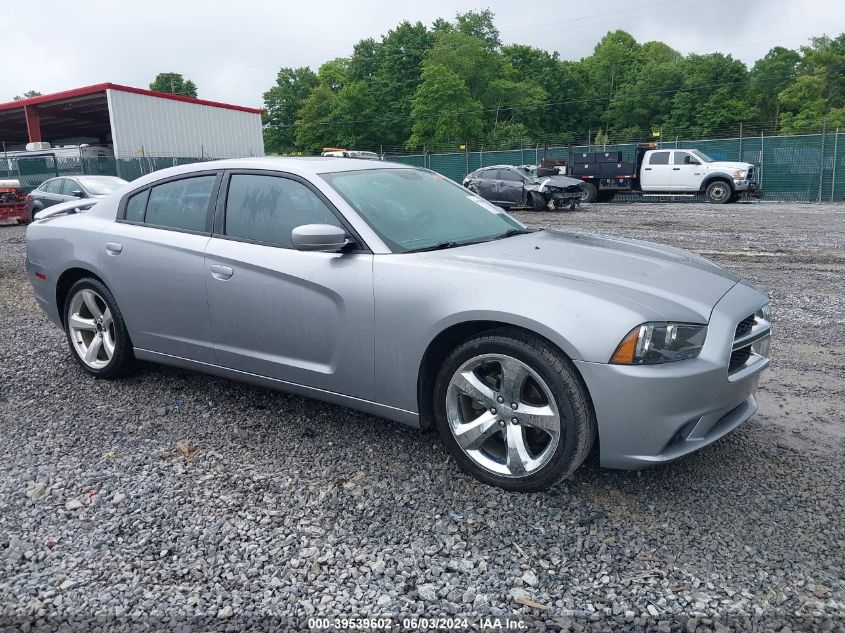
[609,326,640,364]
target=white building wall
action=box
[107,89,264,158]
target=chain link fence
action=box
[2,129,843,202]
[388,130,845,202]
[0,155,209,193]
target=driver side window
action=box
[224,174,341,248]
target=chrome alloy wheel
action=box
[445,353,561,477]
[67,288,115,369]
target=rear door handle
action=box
[210,264,234,280]
[105,242,122,255]
[672,167,680,170]
[644,167,652,171]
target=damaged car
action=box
[462,164,584,211]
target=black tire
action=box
[29,204,42,222]
[433,328,596,492]
[579,182,598,203]
[704,180,732,204]
[63,278,135,378]
[596,191,616,203]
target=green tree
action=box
[295,84,337,151]
[263,67,319,153]
[317,58,350,92]
[329,81,381,148]
[584,31,643,131]
[408,64,484,149]
[778,34,845,133]
[666,53,757,137]
[13,90,41,101]
[454,9,501,50]
[749,46,801,128]
[149,73,197,97]
[605,41,685,139]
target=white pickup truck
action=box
[565,146,763,204]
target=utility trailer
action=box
[553,144,763,204]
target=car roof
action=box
[125,156,414,189]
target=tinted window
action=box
[481,169,497,179]
[224,174,341,248]
[145,176,216,232]
[45,179,64,194]
[61,179,79,195]
[649,152,670,165]
[673,151,698,165]
[124,189,149,223]
[498,169,523,183]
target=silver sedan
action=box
[25,158,771,491]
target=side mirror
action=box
[291,224,348,252]
[71,190,86,198]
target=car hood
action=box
[706,161,754,171]
[431,230,739,320]
[527,175,583,189]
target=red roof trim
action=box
[0,83,262,114]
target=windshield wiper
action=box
[490,228,534,241]
[407,241,464,253]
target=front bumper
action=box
[574,281,770,469]
[733,179,764,197]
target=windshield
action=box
[518,166,537,179]
[321,168,525,253]
[79,176,126,195]
[690,150,714,163]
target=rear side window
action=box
[145,176,216,232]
[124,189,149,222]
[224,174,341,248]
[649,152,670,165]
[45,179,64,194]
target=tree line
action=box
[261,10,845,154]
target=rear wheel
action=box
[579,182,598,203]
[433,329,595,492]
[705,180,732,204]
[63,278,135,378]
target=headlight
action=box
[732,169,747,179]
[610,322,708,365]
[755,303,771,323]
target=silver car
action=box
[25,158,771,491]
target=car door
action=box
[62,178,87,200]
[98,172,221,363]
[38,178,67,208]
[204,170,375,400]
[640,151,671,191]
[496,168,526,206]
[671,151,703,191]
[474,168,499,202]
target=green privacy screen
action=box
[388,132,845,202]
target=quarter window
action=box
[224,174,341,248]
[145,175,216,232]
[649,152,670,165]
[124,189,149,223]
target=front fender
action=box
[700,172,736,191]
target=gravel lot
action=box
[1,200,843,632]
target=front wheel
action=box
[705,180,732,204]
[63,278,135,378]
[433,330,596,492]
[579,182,598,203]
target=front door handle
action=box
[644,167,652,171]
[672,167,681,170]
[105,242,122,255]
[210,264,234,280]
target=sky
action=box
[5,0,845,108]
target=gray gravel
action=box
[1,200,843,632]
